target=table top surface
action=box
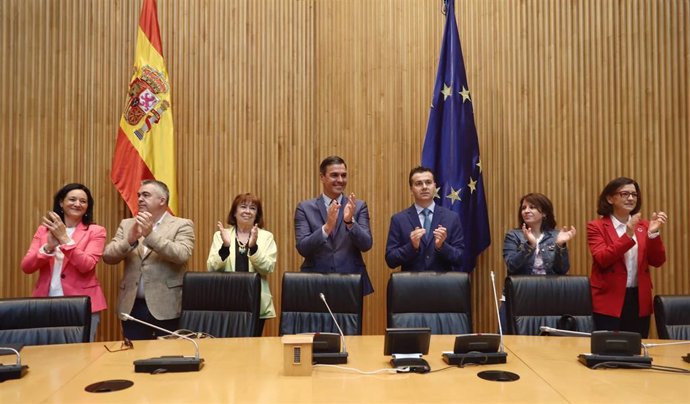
[3,335,689,403]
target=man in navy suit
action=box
[294,156,374,295]
[385,166,464,272]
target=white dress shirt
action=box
[43,227,77,297]
[610,215,638,287]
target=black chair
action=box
[654,295,690,340]
[387,272,472,334]
[505,275,594,335]
[0,296,91,345]
[179,272,261,337]
[279,272,363,335]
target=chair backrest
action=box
[387,272,472,334]
[505,275,594,335]
[654,295,690,340]
[179,272,261,337]
[0,296,91,345]
[279,272,363,336]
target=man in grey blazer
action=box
[104,180,195,339]
[385,166,464,272]
[294,156,374,295]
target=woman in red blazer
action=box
[21,183,107,341]
[587,177,667,337]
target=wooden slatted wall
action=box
[0,0,687,341]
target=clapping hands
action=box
[248,224,259,248]
[521,223,538,247]
[42,211,69,246]
[217,221,233,246]
[556,226,577,246]
[343,193,356,225]
[127,212,153,244]
[648,211,668,234]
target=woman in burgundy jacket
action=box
[587,177,667,337]
[21,183,107,341]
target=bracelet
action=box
[344,220,353,225]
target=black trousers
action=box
[122,298,180,340]
[593,287,650,338]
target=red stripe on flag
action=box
[111,128,155,215]
[138,0,163,56]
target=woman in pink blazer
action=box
[21,183,107,341]
[587,177,667,337]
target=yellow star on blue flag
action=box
[445,187,461,204]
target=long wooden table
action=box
[506,335,690,403]
[3,335,689,403]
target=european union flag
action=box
[421,0,490,272]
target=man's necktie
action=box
[422,208,432,236]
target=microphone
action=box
[314,293,348,364]
[0,347,28,382]
[640,340,690,358]
[120,312,204,373]
[490,271,506,355]
[442,271,508,367]
[539,326,592,337]
[459,271,514,381]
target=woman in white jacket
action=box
[207,193,277,336]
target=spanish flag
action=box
[111,0,178,215]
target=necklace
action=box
[237,239,247,255]
[236,229,251,255]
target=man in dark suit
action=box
[104,180,195,339]
[294,156,374,295]
[385,166,464,272]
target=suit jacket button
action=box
[60,274,66,279]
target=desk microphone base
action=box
[443,352,508,366]
[578,354,652,369]
[313,352,348,365]
[390,357,430,373]
[134,356,204,373]
[0,364,28,381]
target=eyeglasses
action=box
[104,338,133,353]
[615,191,639,199]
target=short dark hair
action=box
[227,193,265,228]
[596,177,642,216]
[408,166,436,186]
[319,156,347,175]
[141,179,170,205]
[53,183,95,226]
[517,193,557,231]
